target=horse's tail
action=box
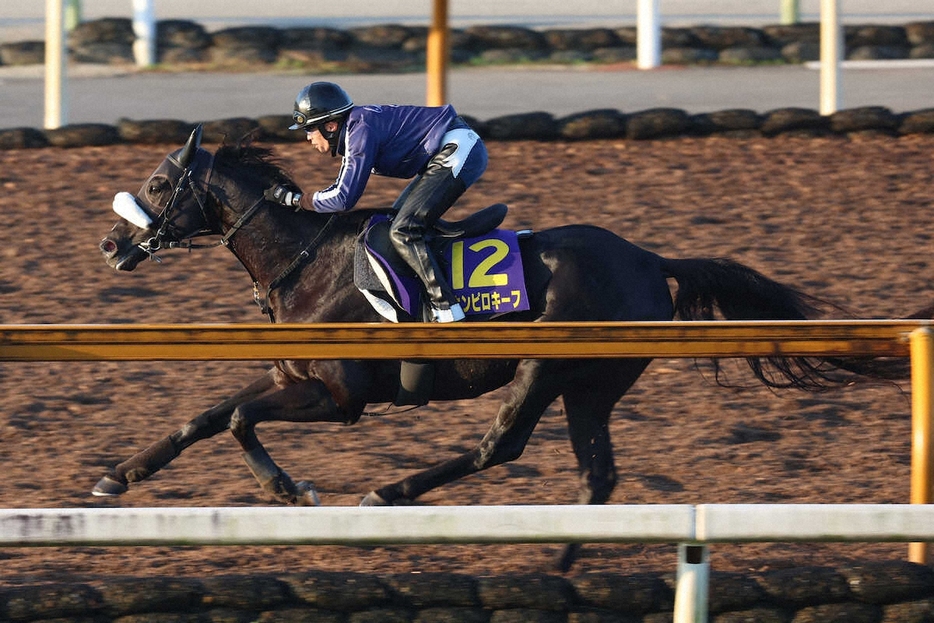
[660,257,908,389]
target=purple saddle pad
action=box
[357,214,530,321]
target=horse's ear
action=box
[178,124,203,168]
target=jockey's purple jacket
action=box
[310,104,458,213]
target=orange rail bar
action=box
[0,320,922,362]
[0,319,929,561]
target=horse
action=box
[97,127,905,570]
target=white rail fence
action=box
[3,504,934,622]
[2,319,933,621]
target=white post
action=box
[780,0,800,25]
[64,0,82,31]
[819,0,842,115]
[637,0,661,69]
[44,0,68,129]
[673,544,709,623]
[132,0,157,67]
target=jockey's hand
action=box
[264,184,303,208]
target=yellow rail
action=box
[0,320,926,361]
[0,319,930,563]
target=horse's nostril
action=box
[100,238,117,255]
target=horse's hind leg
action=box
[92,370,279,496]
[362,359,561,505]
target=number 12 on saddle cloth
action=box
[444,233,529,315]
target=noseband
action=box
[136,150,266,261]
[124,129,337,320]
[137,151,214,259]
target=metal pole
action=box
[44,0,67,129]
[426,0,449,106]
[64,0,82,31]
[819,0,841,115]
[132,0,157,67]
[637,0,661,69]
[673,544,709,623]
[780,0,800,25]
[909,328,933,564]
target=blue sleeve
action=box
[312,119,376,213]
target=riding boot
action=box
[390,148,468,322]
[396,235,461,320]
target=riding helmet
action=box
[288,82,354,131]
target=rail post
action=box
[131,0,156,67]
[64,0,82,31]
[637,0,661,69]
[909,328,934,564]
[673,544,709,623]
[44,0,68,129]
[780,0,800,25]
[426,0,449,106]
[819,0,842,114]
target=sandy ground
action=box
[1,133,933,584]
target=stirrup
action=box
[431,303,465,323]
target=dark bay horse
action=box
[98,128,904,569]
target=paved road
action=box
[2,62,934,129]
[2,2,933,129]
[2,0,932,41]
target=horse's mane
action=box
[213,143,297,190]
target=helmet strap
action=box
[322,116,346,157]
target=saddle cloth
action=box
[354,214,530,322]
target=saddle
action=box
[353,204,533,407]
[354,204,531,323]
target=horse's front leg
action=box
[229,373,364,505]
[362,359,560,506]
[92,369,279,496]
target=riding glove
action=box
[264,184,303,208]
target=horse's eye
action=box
[148,180,167,195]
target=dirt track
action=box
[1,134,933,584]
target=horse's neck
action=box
[222,204,362,318]
[223,206,317,277]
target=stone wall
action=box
[2,561,934,622]
[3,18,934,69]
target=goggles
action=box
[289,110,326,131]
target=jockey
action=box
[265,81,488,323]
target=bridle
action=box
[137,154,216,260]
[134,126,265,262]
[126,125,336,319]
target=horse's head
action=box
[100,126,218,271]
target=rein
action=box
[137,151,269,255]
[166,195,265,251]
[137,144,339,321]
[253,213,337,317]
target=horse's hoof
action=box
[296,481,320,506]
[360,491,389,506]
[360,491,415,506]
[92,475,128,497]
